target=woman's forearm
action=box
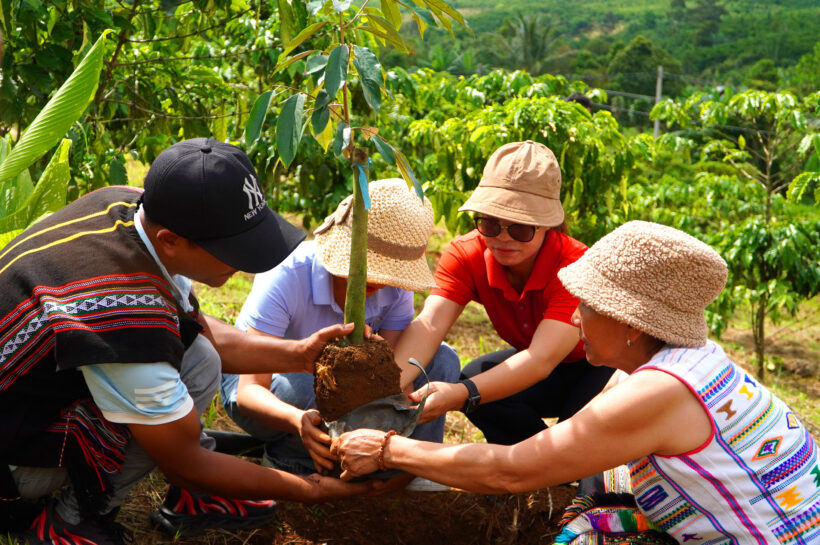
[470,318,580,405]
[393,295,464,389]
[382,437,548,494]
[393,318,448,389]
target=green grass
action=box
[196,273,254,325]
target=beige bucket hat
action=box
[313,178,436,292]
[558,221,728,347]
[459,140,564,227]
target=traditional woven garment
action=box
[0,186,201,529]
[554,467,676,545]
[553,493,677,545]
[629,342,820,544]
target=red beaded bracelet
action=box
[377,430,397,471]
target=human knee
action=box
[270,373,317,410]
[416,343,461,388]
[10,466,70,501]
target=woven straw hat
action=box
[558,221,728,347]
[313,179,436,292]
[459,140,564,227]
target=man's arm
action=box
[412,318,580,423]
[129,409,370,501]
[235,328,335,473]
[392,295,464,390]
[200,313,353,374]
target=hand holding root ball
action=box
[331,429,391,480]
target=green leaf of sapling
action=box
[276,94,306,168]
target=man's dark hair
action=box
[565,92,593,113]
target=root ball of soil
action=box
[314,339,402,422]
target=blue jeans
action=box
[221,342,460,475]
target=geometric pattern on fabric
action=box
[0,276,179,391]
[628,342,820,544]
[753,436,783,461]
[553,492,677,545]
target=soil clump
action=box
[314,338,401,422]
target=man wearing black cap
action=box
[0,139,370,545]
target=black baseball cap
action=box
[142,138,305,273]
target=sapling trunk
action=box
[343,147,370,345]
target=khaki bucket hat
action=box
[558,221,728,347]
[313,179,436,292]
[459,140,564,227]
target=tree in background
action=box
[607,35,683,97]
[486,14,574,76]
[418,44,484,76]
[689,0,727,47]
[669,0,687,29]
[784,41,820,95]
[651,89,820,381]
[746,58,778,91]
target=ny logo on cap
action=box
[242,175,265,212]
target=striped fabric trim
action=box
[679,454,768,544]
[0,274,180,391]
[649,456,738,543]
[0,201,138,275]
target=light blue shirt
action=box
[81,207,193,424]
[236,241,413,338]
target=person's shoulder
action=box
[445,230,483,255]
[552,231,587,261]
[82,185,143,203]
[652,341,729,365]
[250,243,315,297]
[270,241,317,273]
[383,285,412,302]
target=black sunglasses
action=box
[474,217,539,243]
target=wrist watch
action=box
[460,378,481,414]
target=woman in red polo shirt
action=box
[393,140,614,445]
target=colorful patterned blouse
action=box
[628,341,819,544]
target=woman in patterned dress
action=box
[333,220,820,544]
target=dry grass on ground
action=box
[112,410,577,545]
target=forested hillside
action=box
[392,0,819,100]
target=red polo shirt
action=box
[431,229,586,363]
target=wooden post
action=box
[654,65,663,139]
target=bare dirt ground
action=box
[118,477,576,545]
[111,410,577,545]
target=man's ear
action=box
[154,228,187,257]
